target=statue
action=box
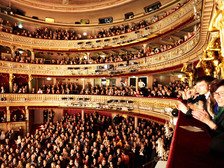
[181,63,195,87]
[9,74,15,84]
[196,50,222,78]
[164,121,174,139]
[28,74,33,83]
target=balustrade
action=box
[0,31,200,76]
[0,93,181,120]
[0,0,198,50]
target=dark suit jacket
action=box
[211,108,224,136]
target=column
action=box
[143,44,147,53]
[86,52,90,63]
[53,78,57,85]
[9,73,15,93]
[28,74,33,93]
[134,116,138,129]
[81,110,84,120]
[143,44,147,64]
[10,46,15,58]
[6,106,10,122]
[209,2,224,78]
[31,50,35,60]
[135,76,139,91]
[25,106,29,133]
[82,79,85,89]
[147,75,153,89]
[127,77,129,87]
[220,27,224,79]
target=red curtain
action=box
[0,107,6,119]
[14,74,28,88]
[0,73,9,92]
[10,106,25,121]
[10,106,25,113]
[63,109,82,116]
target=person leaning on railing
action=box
[191,79,224,156]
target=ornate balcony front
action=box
[0,31,200,76]
[0,0,198,51]
[0,94,180,121]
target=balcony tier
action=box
[0,0,197,50]
[0,94,180,121]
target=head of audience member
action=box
[195,76,215,95]
[211,79,224,107]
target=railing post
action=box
[134,116,138,129]
[6,106,10,122]
[25,106,29,133]
[28,74,33,93]
[9,73,15,93]
[31,50,35,61]
[81,110,84,121]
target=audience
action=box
[177,76,215,117]
[0,1,187,40]
[175,77,224,157]
[1,79,188,99]
[0,112,172,168]
[0,112,6,123]
[34,79,188,99]
[0,25,198,67]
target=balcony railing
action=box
[0,93,181,120]
[0,0,198,50]
[0,30,200,76]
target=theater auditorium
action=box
[0,0,223,167]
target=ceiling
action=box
[6,0,134,12]
[0,0,172,24]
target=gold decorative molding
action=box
[0,94,181,121]
[10,0,134,13]
[0,0,197,51]
[0,31,200,76]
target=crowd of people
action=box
[0,79,188,100]
[95,1,183,39]
[0,112,171,168]
[0,111,26,123]
[35,82,80,95]
[43,109,55,123]
[33,79,188,99]
[176,76,224,157]
[0,1,187,40]
[0,24,197,66]
[0,112,6,123]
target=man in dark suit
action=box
[37,156,43,167]
[177,76,215,117]
[48,109,55,123]
[43,110,48,123]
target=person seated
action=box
[0,86,5,93]
[37,88,43,94]
[12,114,17,121]
[19,114,25,121]
[0,113,6,122]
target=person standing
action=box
[43,110,48,123]
[49,109,55,123]
[191,79,224,156]
[138,79,145,89]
